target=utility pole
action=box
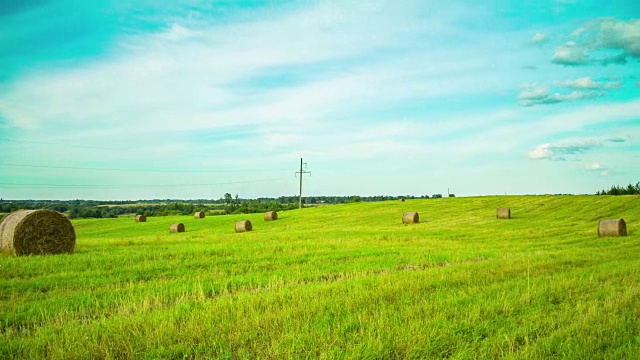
[295,158,311,209]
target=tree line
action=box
[0,193,449,219]
[596,182,640,195]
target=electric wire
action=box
[0,163,291,173]
[0,177,290,189]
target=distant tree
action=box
[68,207,80,219]
[597,181,640,195]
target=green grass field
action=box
[1,195,639,359]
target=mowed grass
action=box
[1,195,639,359]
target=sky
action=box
[0,0,639,200]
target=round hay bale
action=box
[135,215,146,222]
[170,223,185,233]
[194,212,205,219]
[497,208,511,219]
[264,211,278,221]
[598,219,627,237]
[235,220,253,233]
[402,212,419,224]
[0,209,75,256]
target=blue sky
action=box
[1,0,639,200]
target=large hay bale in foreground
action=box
[170,223,185,233]
[497,208,511,219]
[402,212,419,224]
[598,219,627,237]
[235,220,253,233]
[135,215,146,222]
[264,211,278,221]
[194,212,205,219]
[0,209,75,256]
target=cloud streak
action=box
[528,137,627,161]
[0,2,517,155]
[518,83,603,106]
[518,76,624,106]
[555,77,622,90]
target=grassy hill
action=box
[1,195,639,359]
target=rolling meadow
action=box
[1,195,639,359]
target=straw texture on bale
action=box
[170,223,185,233]
[235,220,253,233]
[135,215,146,222]
[264,211,278,221]
[598,219,627,237]
[497,208,511,219]
[194,212,205,219]
[0,209,75,256]
[402,212,419,224]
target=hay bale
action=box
[497,208,511,219]
[402,212,419,224]
[0,209,75,256]
[598,219,627,237]
[264,211,278,221]
[170,223,185,233]
[235,220,253,233]
[135,215,146,222]
[194,212,205,219]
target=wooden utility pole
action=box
[295,158,310,209]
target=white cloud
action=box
[519,76,623,106]
[591,18,640,58]
[519,83,551,101]
[556,76,622,90]
[584,163,612,177]
[160,24,201,41]
[552,18,640,66]
[530,32,548,45]
[518,82,602,106]
[528,137,627,161]
[529,143,553,159]
[552,41,589,65]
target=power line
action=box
[0,163,290,174]
[0,138,124,151]
[0,177,289,189]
